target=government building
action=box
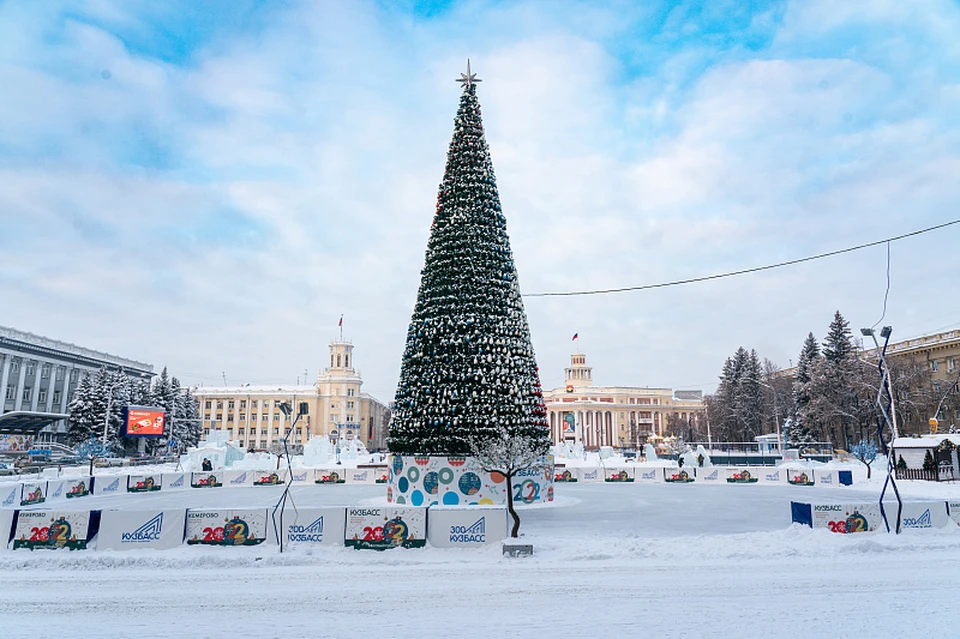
[0,325,154,446]
[194,339,389,452]
[543,351,705,450]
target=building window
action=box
[240,400,246,409]
[205,400,212,409]
[26,363,35,376]
[238,428,245,435]
[331,414,338,422]
[949,358,956,371]
[216,413,222,420]
[932,360,940,372]
[41,365,50,378]
[70,369,78,381]
[347,401,355,409]
[56,367,64,381]
[251,400,258,408]
[22,387,32,401]
[204,413,211,420]
[274,414,280,421]
[11,360,19,374]
[251,414,258,421]
[6,385,15,400]
[347,388,355,397]
[38,389,47,403]
[347,414,354,422]
[53,390,61,404]
[273,428,279,435]
[345,355,349,368]
[261,413,268,422]
[227,414,234,422]
[217,401,223,409]
[228,401,235,409]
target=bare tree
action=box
[469,432,550,538]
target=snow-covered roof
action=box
[193,385,317,396]
[891,434,958,449]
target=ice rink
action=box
[3,480,960,638]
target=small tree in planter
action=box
[922,450,937,472]
[896,455,907,471]
[470,431,550,539]
[850,440,879,479]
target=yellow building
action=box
[543,352,705,450]
[194,339,389,451]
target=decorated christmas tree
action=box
[389,63,550,457]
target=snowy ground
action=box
[2,479,959,638]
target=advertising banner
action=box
[288,469,312,485]
[185,509,268,546]
[553,468,577,483]
[696,468,722,483]
[190,471,224,488]
[12,510,91,550]
[123,405,166,438]
[20,481,47,506]
[346,469,377,485]
[315,468,346,484]
[663,468,695,483]
[635,468,662,483]
[604,467,635,483]
[427,507,507,548]
[162,472,189,491]
[1,483,19,508]
[948,501,960,526]
[758,469,786,484]
[345,506,426,550]
[388,455,554,508]
[64,477,93,500]
[0,508,13,548]
[45,479,68,502]
[93,476,123,496]
[786,468,815,486]
[811,502,883,534]
[725,468,760,484]
[97,509,187,551]
[224,470,255,487]
[577,468,602,482]
[270,507,346,548]
[899,501,950,531]
[127,474,162,493]
[813,469,837,486]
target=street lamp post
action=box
[758,379,784,458]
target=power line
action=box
[523,218,960,298]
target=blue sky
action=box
[2,0,959,403]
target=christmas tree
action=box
[389,64,550,456]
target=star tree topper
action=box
[457,59,481,88]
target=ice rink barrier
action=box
[427,506,507,548]
[269,507,346,548]
[604,467,636,482]
[185,508,270,546]
[0,508,13,548]
[696,468,722,483]
[93,476,123,496]
[127,473,163,493]
[10,509,97,550]
[162,471,189,491]
[345,506,427,549]
[577,468,602,482]
[791,500,949,533]
[97,509,186,550]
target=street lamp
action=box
[758,379,785,458]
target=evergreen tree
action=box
[791,332,821,444]
[389,75,549,457]
[66,372,102,446]
[820,311,858,449]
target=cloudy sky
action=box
[2,0,959,402]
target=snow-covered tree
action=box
[711,347,765,441]
[469,428,550,538]
[792,332,821,443]
[75,435,112,475]
[849,440,879,479]
[388,76,549,456]
[66,372,102,446]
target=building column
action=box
[13,360,28,411]
[0,356,11,411]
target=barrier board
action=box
[185,509,268,546]
[12,509,91,550]
[0,483,19,508]
[223,470,255,487]
[127,474,162,493]
[604,468,636,483]
[46,479,68,501]
[663,469,695,483]
[899,501,950,531]
[315,469,347,485]
[785,468,815,486]
[162,472,189,491]
[634,468,662,483]
[93,476,123,496]
[345,506,426,550]
[20,481,47,506]
[190,471,224,488]
[948,501,960,526]
[346,469,378,485]
[813,469,838,486]
[388,455,554,507]
[553,468,577,483]
[577,468,602,483]
[427,506,507,548]
[696,468,723,483]
[288,469,313,485]
[97,509,187,551]
[725,468,760,484]
[811,502,883,533]
[270,507,346,548]
[0,508,14,548]
[758,469,786,484]
[64,477,92,500]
